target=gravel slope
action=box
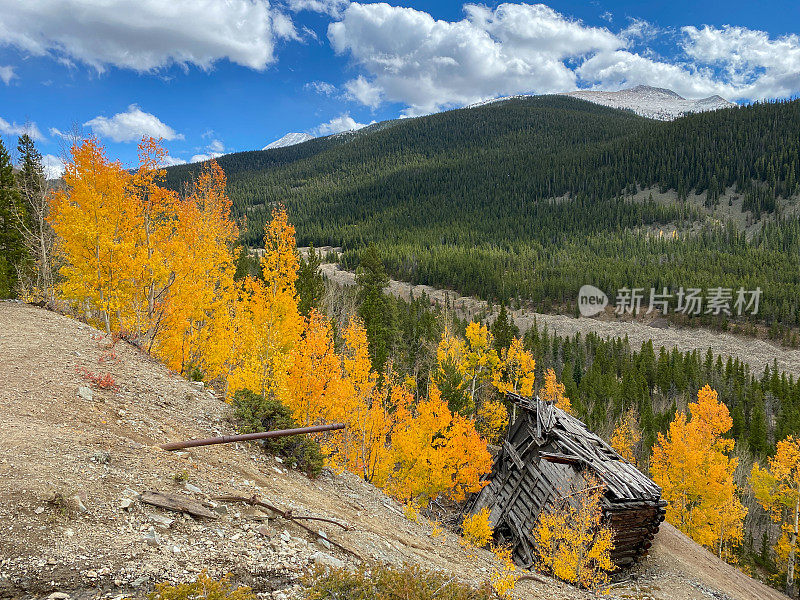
[0,302,787,600]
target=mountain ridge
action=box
[563,84,735,120]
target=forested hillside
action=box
[165,96,800,330]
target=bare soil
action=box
[0,301,787,600]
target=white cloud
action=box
[0,116,44,140]
[42,154,65,179]
[189,138,229,163]
[207,139,225,153]
[0,65,15,84]
[681,25,800,100]
[84,105,182,143]
[289,0,350,18]
[344,76,383,108]
[305,80,337,96]
[158,154,187,167]
[0,0,297,73]
[312,114,370,136]
[328,2,620,114]
[327,2,800,115]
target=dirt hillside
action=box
[0,301,787,600]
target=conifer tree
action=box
[0,137,26,297]
[356,244,396,373]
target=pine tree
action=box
[0,137,26,297]
[491,304,519,353]
[356,244,396,373]
[296,243,324,317]
[13,134,53,300]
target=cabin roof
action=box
[505,393,662,502]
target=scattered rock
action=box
[69,494,88,514]
[143,528,161,547]
[317,530,331,550]
[47,593,70,600]
[77,386,93,402]
[148,513,174,530]
[184,483,203,494]
[310,551,344,569]
[85,570,98,579]
[280,530,292,543]
[257,525,272,537]
[212,504,229,516]
[120,498,134,511]
[34,506,44,515]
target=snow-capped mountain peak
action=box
[562,85,735,121]
[262,132,314,151]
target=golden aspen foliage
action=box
[489,545,517,598]
[49,138,135,333]
[531,477,614,590]
[493,337,535,397]
[461,322,501,410]
[47,139,493,509]
[286,309,341,427]
[461,507,494,548]
[156,159,238,377]
[751,435,800,592]
[611,409,641,464]
[651,385,746,559]
[540,368,572,414]
[476,398,508,444]
[226,206,302,401]
[389,383,492,505]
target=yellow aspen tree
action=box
[49,138,134,333]
[651,385,746,557]
[389,383,492,505]
[540,368,572,414]
[532,476,614,590]
[226,206,302,400]
[493,337,536,397]
[286,309,342,426]
[127,137,180,343]
[156,160,238,378]
[611,408,641,464]
[461,322,500,413]
[751,435,800,594]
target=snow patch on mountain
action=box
[562,85,735,121]
[262,132,314,150]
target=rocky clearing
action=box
[319,261,800,379]
[0,302,787,600]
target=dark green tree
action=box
[0,138,26,298]
[296,244,325,317]
[491,304,519,353]
[355,244,396,373]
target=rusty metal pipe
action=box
[160,423,345,451]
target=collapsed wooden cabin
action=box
[466,392,666,568]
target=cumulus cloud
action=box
[328,2,800,114]
[190,138,229,163]
[42,154,65,179]
[0,65,16,84]
[681,25,800,100]
[0,116,44,140]
[312,114,370,136]
[289,0,350,18]
[0,0,297,73]
[328,2,620,114]
[84,105,182,143]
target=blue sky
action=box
[1,0,799,176]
